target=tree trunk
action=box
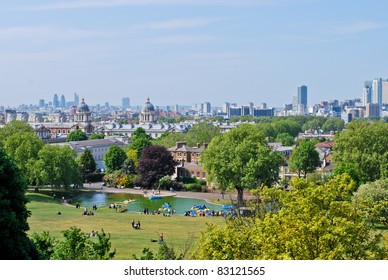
[236,186,244,207]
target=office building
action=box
[53,94,59,108]
[122,97,130,109]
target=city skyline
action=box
[1,1,388,107]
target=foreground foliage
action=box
[0,148,38,259]
[32,226,116,260]
[193,174,388,260]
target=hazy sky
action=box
[1,0,388,108]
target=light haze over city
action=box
[1,0,388,108]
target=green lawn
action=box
[26,192,226,259]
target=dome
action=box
[143,97,155,112]
[77,98,90,112]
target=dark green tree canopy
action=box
[104,145,127,173]
[185,122,221,147]
[66,129,88,142]
[135,145,177,189]
[0,120,35,146]
[88,133,105,140]
[321,118,344,133]
[33,145,82,189]
[289,140,320,178]
[77,148,97,178]
[275,133,295,146]
[0,148,38,259]
[333,120,388,183]
[152,132,187,148]
[121,158,136,175]
[130,127,152,157]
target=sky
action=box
[1,0,388,108]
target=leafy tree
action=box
[77,148,97,179]
[275,133,295,146]
[33,145,82,189]
[152,132,187,148]
[104,145,127,173]
[256,123,277,139]
[49,227,116,260]
[121,158,136,175]
[321,118,344,133]
[272,120,301,137]
[289,140,320,178]
[88,133,105,140]
[333,120,388,183]
[301,118,324,132]
[332,162,361,186]
[353,179,388,225]
[185,122,221,147]
[0,120,35,146]
[2,131,44,183]
[130,127,152,158]
[201,124,284,206]
[193,174,387,260]
[66,129,88,142]
[31,231,56,260]
[135,145,177,189]
[126,149,139,167]
[0,148,39,259]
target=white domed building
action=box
[140,97,157,124]
[74,98,94,134]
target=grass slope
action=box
[26,192,225,259]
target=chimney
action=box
[176,141,187,149]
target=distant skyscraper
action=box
[39,99,45,108]
[53,94,59,108]
[298,85,308,107]
[122,97,130,109]
[382,80,388,105]
[203,102,211,114]
[362,81,372,106]
[173,104,179,113]
[60,94,66,108]
[222,102,230,114]
[372,78,382,108]
[292,85,308,115]
[74,92,79,106]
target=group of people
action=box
[82,207,95,216]
[131,219,141,229]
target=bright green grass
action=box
[26,192,226,259]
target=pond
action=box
[72,192,225,215]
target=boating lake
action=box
[72,192,225,214]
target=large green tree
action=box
[2,130,44,184]
[152,132,187,148]
[193,174,387,260]
[0,148,38,259]
[185,122,221,147]
[0,120,35,145]
[289,140,320,178]
[321,118,344,133]
[33,145,82,189]
[129,127,152,158]
[77,148,97,179]
[66,129,88,142]
[333,120,388,183]
[135,145,177,190]
[201,124,284,206]
[353,179,388,224]
[104,145,127,173]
